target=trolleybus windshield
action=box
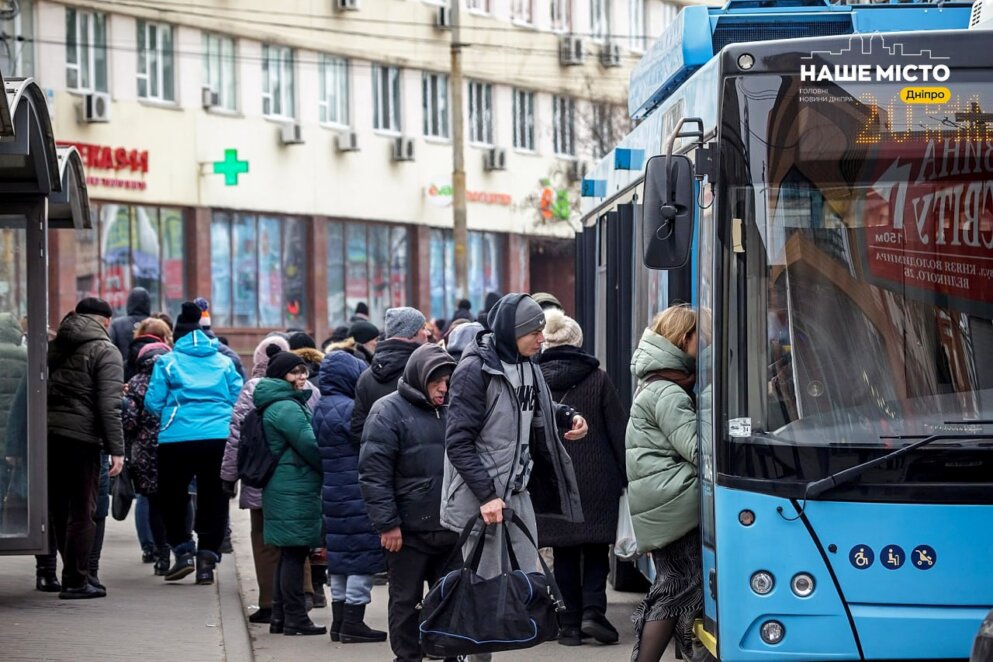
[718,72,993,494]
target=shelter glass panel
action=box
[0,226,28,538]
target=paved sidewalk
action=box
[0,513,250,662]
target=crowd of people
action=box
[35,286,706,662]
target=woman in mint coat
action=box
[626,305,702,662]
[254,347,324,637]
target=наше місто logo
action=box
[800,34,950,91]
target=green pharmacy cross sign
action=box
[213,149,249,186]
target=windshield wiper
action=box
[805,422,993,499]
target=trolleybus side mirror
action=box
[643,153,696,270]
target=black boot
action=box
[164,551,195,581]
[283,616,326,636]
[270,598,284,634]
[36,574,61,592]
[248,607,272,624]
[338,603,387,643]
[580,610,619,644]
[329,600,344,642]
[196,550,218,585]
[154,547,171,576]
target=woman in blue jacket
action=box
[313,350,386,644]
[145,302,243,585]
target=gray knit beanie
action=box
[543,309,583,349]
[385,306,427,340]
[514,296,546,339]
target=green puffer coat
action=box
[625,329,699,554]
[254,378,323,549]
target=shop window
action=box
[513,88,535,151]
[0,0,34,78]
[203,32,237,111]
[262,44,295,119]
[372,64,402,133]
[319,54,349,126]
[66,8,107,93]
[210,212,308,328]
[326,221,411,328]
[137,20,175,102]
[429,229,503,319]
[422,72,450,139]
[468,81,493,145]
[553,95,576,156]
[75,204,187,319]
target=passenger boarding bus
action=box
[579,1,993,659]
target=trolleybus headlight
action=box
[738,53,755,70]
[791,573,815,597]
[739,509,755,526]
[760,620,785,645]
[750,571,775,595]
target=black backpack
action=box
[237,405,279,489]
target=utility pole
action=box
[451,0,468,302]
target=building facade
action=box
[1,0,686,350]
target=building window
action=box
[202,33,236,111]
[262,44,295,118]
[430,230,503,320]
[511,0,533,24]
[590,0,609,41]
[467,0,489,12]
[66,8,107,93]
[629,0,646,51]
[137,21,175,102]
[553,96,575,156]
[76,205,187,318]
[210,213,307,328]
[319,54,349,126]
[592,102,619,159]
[1,0,34,78]
[468,81,493,145]
[551,0,571,32]
[661,1,679,30]
[326,222,411,327]
[512,89,535,151]
[422,72,450,139]
[372,64,402,133]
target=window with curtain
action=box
[326,221,412,327]
[262,44,295,118]
[319,54,349,126]
[468,81,493,145]
[590,0,609,41]
[511,0,533,24]
[372,64,402,132]
[75,204,187,318]
[513,88,535,151]
[210,213,308,327]
[551,0,571,32]
[203,32,237,110]
[66,8,107,93]
[137,20,174,101]
[422,72,450,138]
[629,0,646,51]
[553,95,576,156]
[429,229,503,319]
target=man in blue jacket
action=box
[145,302,242,585]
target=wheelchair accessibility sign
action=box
[849,545,874,569]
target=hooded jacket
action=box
[0,313,26,457]
[144,329,243,443]
[255,378,324,549]
[440,294,583,533]
[313,351,385,575]
[108,288,151,359]
[536,345,627,547]
[47,313,125,455]
[626,328,699,553]
[121,346,169,494]
[349,337,420,443]
[220,336,319,510]
[359,344,457,534]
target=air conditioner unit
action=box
[392,136,415,162]
[435,7,452,29]
[336,0,360,10]
[566,160,587,183]
[279,122,304,145]
[335,132,360,153]
[600,43,622,68]
[483,147,507,171]
[201,86,220,109]
[559,36,585,66]
[81,92,111,123]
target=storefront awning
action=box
[0,76,61,197]
[50,146,92,230]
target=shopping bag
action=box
[419,511,564,657]
[111,464,136,521]
[614,490,638,560]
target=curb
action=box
[218,533,255,661]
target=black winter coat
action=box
[358,344,456,534]
[48,313,125,456]
[349,338,419,443]
[108,288,151,360]
[536,346,628,547]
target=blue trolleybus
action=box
[578,1,993,659]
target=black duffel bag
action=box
[419,510,564,657]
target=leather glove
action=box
[221,480,237,499]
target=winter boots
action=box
[153,546,171,576]
[329,601,344,642]
[163,550,195,581]
[338,603,387,643]
[195,550,219,585]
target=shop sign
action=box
[425,179,512,207]
[61,141,149,191]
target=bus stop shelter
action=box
[0,71,92,554]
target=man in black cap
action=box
[348,320,379,364]
[47,298,125,599]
